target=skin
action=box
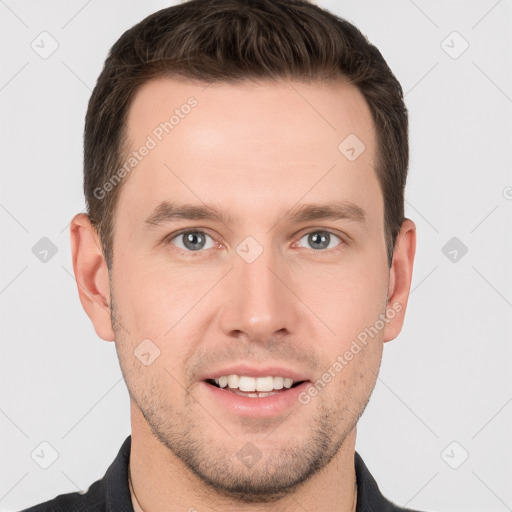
[70,77,416,512]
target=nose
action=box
[217,241,301,347]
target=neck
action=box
[128,463,145,512]
[128,404,358,512]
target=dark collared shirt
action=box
[20,436,424,512]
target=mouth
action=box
[204,378,307,398]
[200,376,311,417]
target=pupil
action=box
[184,232,204,251]
[310,231,329,249]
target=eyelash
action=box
[164,228,346,256]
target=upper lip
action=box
[199,364,311,382]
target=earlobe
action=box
[69,213,115,342]
[383,218,416,343]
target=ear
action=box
[383,218,416,343]
[69,213,115,341]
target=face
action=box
[75,77,414,503]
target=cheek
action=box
[297,260,389,340]
[111,251,206,336]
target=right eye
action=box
[167,230,216,254]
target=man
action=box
[22,0,421,510]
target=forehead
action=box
[125,76,375,153]
[118,77,379,228]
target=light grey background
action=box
[1,1,511,511]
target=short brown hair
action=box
[84,0,408,269]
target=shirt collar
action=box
[104,435,134,512]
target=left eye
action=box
[170,231,215,252]
[296,230,342,251]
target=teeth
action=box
[227,374,239,389]
[232,389,280,398]
[213,375,298,391]
[273,376,284,390]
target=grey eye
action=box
[171,231,215,251]
[297,231,341,250]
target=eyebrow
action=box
[143,200,366,228]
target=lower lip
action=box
[201,381,310,418]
